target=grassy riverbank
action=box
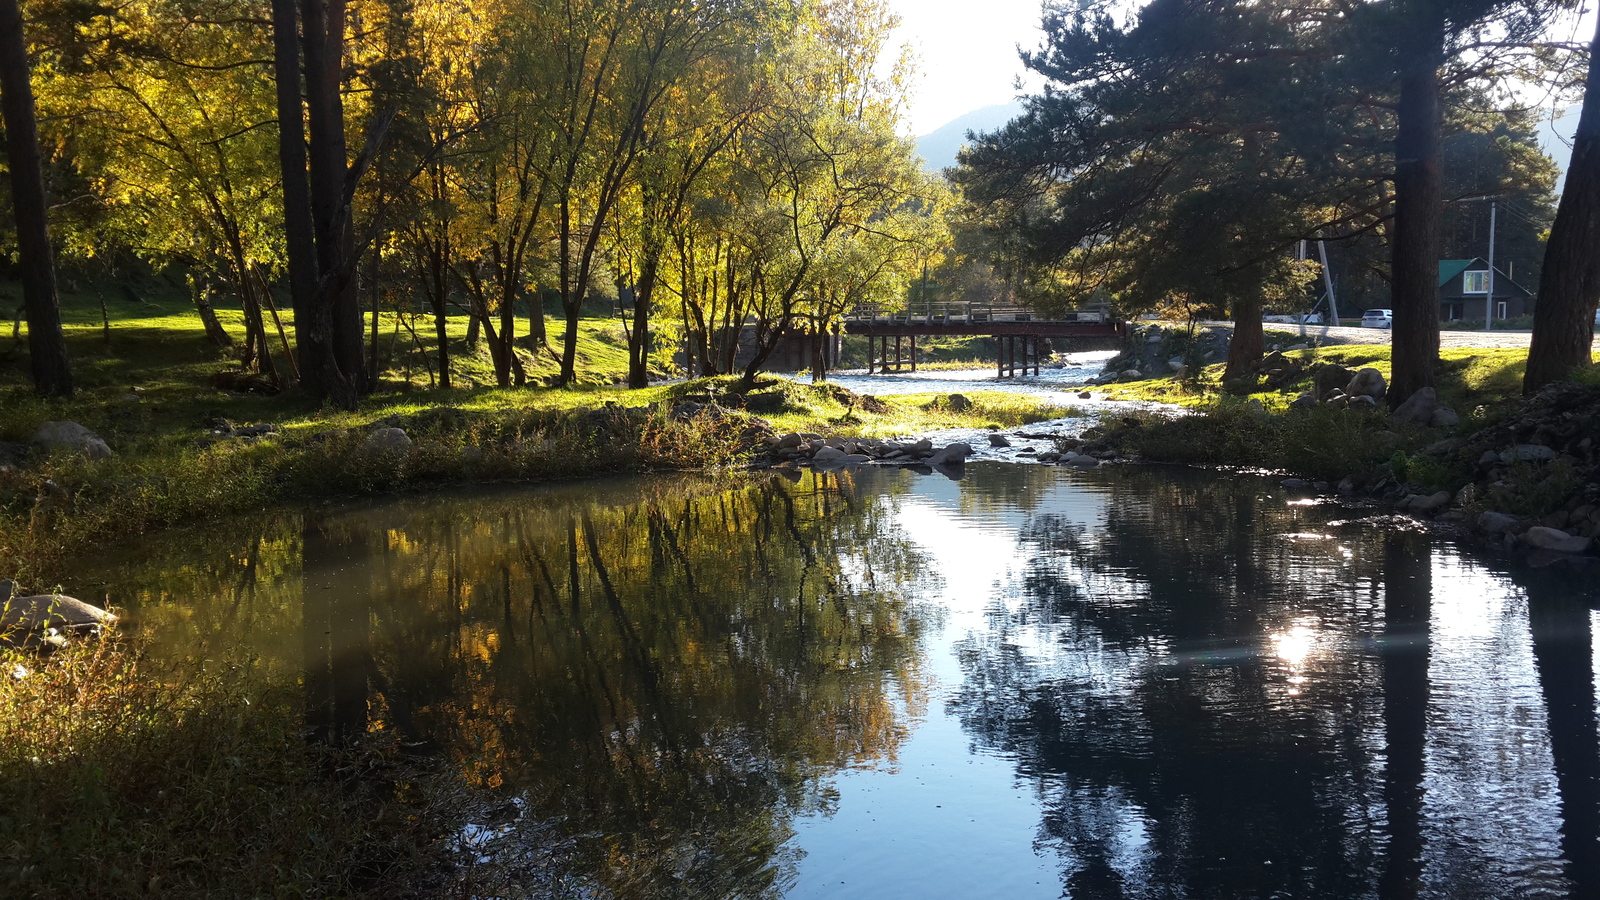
[1,294,1071,584]
[1080,342,1599,523]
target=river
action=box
[80,462,1600,898]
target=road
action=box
[1260,322,1533,349]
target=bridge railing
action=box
[844,301,1110,325]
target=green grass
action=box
[1096,344,1530,415]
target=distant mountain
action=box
[914,101,1026,172]
[1536,105,1579,193]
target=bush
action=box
[0,637,473,899]
[1103,401,1403,481]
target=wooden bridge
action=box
[842,302,1127,378]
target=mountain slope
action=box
[915,101,1026,172]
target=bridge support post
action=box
[911,335,918,372]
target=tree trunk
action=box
[627,252,662,389]
[427,246,451,390]
[301,0,358,408]
[1525,14,1600,392]
[192,282,234,349]
[0,0,71,397]
[1223,286,1264,386]
[1389,32,1444,408]
[271,0,324,396]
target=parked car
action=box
[1361,308,1394,329]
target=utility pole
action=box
[1485,201,1496,331]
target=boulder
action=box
[987,434,1011,448]
[1390,386,1438,425]
[1281,478,1312,490]
[1064,454,1101,468]
[1523,526,1592,554]
[1245,399,1268,416]
[1345,368,1386,401]
[1429,407,1461,428]
[1348,396,1379,410]
[32,421,112,459]
[911,438,934,456]
[777,432,803,449]
[838,454,872,465]
[1478,511,1520,534]
[1501,444,1557,463]
[811,446,845,462]
[1315,364,1356,400]
[1167,357,1186,373]
[925,442,973,466]
[1402,491,1452,513]
[1078,391,1093,399]
[1290,392,1318,410]
[946,394,973,411]
[362,427,414,454]
[1,584,117,638]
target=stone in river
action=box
[925,442,973,466]
[987,434,1011,448]
[811,446,845,462]
[1522,526,1591,554]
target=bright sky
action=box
[882,0,1050,136]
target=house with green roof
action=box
[1439,258,1532,323]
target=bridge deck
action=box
[842,304,1125,338]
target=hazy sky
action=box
[882,0,1049,136]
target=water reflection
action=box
[75,465,1600,898]
[101,474,936,898]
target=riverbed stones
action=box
[31,421,112,459]
[777,432,803,449]
[1391,387,1438,426]
[1523,526,1592,554]
[362,427,414,454]
[1063,453,1101,468]
[812,446,845,462]
[988,434,1011,448]
[1345,368,1386,402]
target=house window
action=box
[1463,270,1489,293]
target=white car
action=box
[1361,308,1393,329]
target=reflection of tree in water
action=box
[95,471,935,899]
[950,470,1437,899]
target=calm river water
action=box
[81,463,1600,898]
